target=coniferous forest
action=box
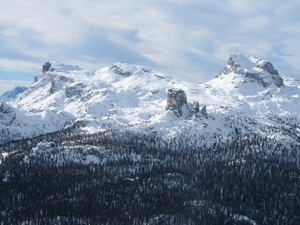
[0,129,299,224]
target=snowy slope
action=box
[1,85,27,100]
[1,55,300,147]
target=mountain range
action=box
[0,54,299,224]
[1,54,300,147]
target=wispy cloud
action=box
[0,58,40,72]
[0,0,299,83]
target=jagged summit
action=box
[1,58,299,225]
[1,55,299,148]
[108,62,152,76]
[42,61,82,73]
[216,54,284,88]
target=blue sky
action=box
[0,0,299,94]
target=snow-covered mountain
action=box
[1,54,300,224]
[1,85,27,99]
[1,54,300,147]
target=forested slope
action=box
[1,130,299,224]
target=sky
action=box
[0,0,299,94]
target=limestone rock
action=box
[109,64,131,77]
[165,88,187,117]
[192,101,199,113]
[201,105,208,118]
[187,101,200,115]
[221,54,284,88]
[65,84,84,98]
[42,62,52,73]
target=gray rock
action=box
[165,88,187,117]
[42,62,52,73]
[165,89,201,118]
[192,101,199,114]
[65,84,84,98]
[109,64,131,77]
[201,105,208,118]
[222,54,284,88]
[255,61,283,87]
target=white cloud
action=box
[0,0,299,82]
[0,58,40,72]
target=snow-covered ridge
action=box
[1,54,300,147]
[1,85,27,99]
[283,77,300,88]
[216,54,283,88]
[44,61,82,72]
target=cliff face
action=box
[221,54,284,88]
[165,88,187,117]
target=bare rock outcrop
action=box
[200,105,208,118]
[42,62,53,73]
[165,88,187,117]
[109,64,131,77]
[221,54,284,88]
[165,88,200,117]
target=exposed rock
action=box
[187,101,200,115]
[244,71,283,88]
[165,88,187,117]
[201,105,208,118]
[257,61,279,76]
[49,75,74,95]
[42,62,52,73]
[221,54,284,87]
[109,64,131,77]
[65,84,84,98]
[49,79,55,94]
[254,61,283,87]
[192,101,199,113]
[165,89,201,117]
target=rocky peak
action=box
[42,61,81,73]
[165,88,187,117]
[165,88,200,118]
[42,62,53,73]
[221,54,284,87]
